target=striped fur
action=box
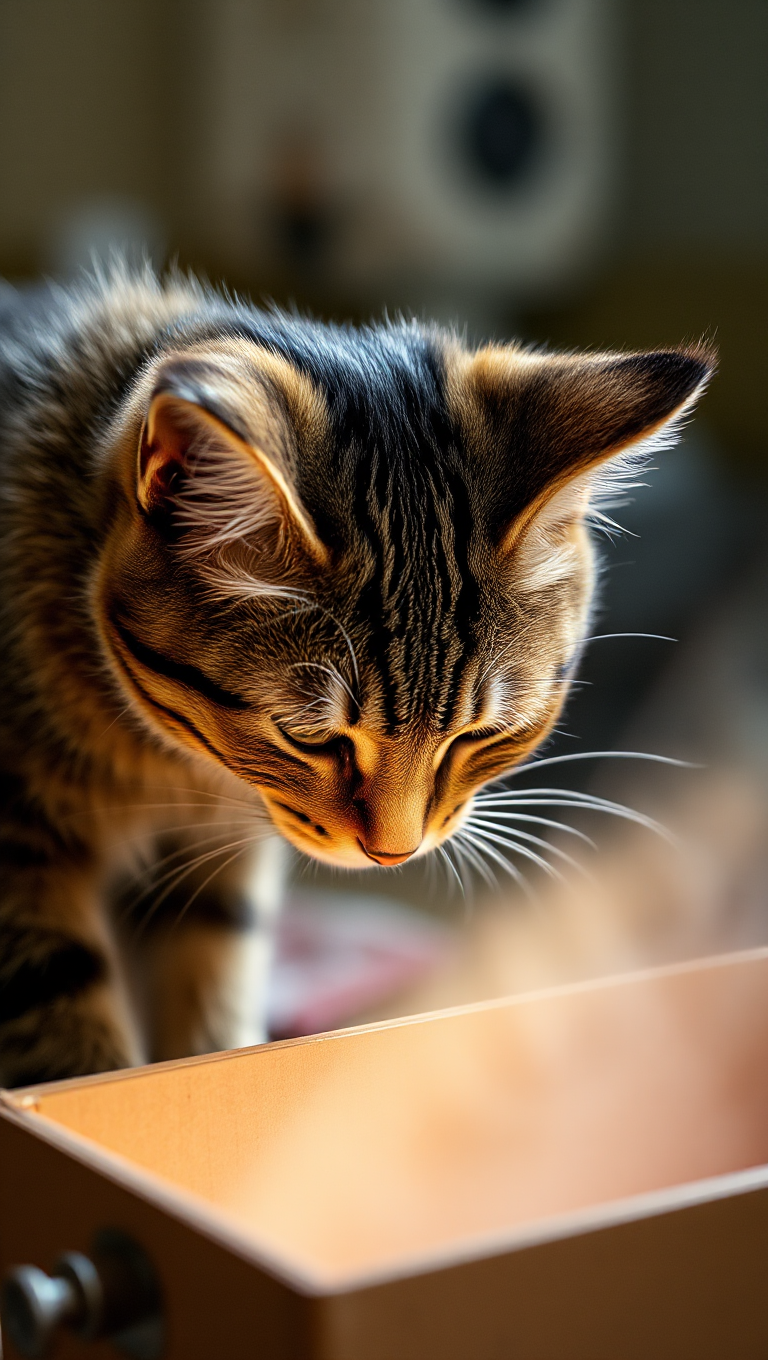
[0,265,714,1083]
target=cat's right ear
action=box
[136,358,328,566]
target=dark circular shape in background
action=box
[457,76,545,191]
[463,0,540,12]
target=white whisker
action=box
[126,834,260,936]
[456,829,535,900]
[584,632,677,643]
[489,749,696,781]
[453,831,498,891]
[466,809,596,846]
[288,660,359,711]
[200,568,361,694]
[437,843,464,897]
[469,824,566,885]
[468,817,593,881]
[173,844,253,929]
[131,822,262,878]
[445,841,472,901]
[145,782,266,811]
[476,791,675,843]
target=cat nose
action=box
[358,840,418,866]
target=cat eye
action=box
[274,721,349,758]
[454,725,509,746]
[437,725,510,773]
[431,726,509,783]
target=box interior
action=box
[12,949,768,1286]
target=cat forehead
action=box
[150,326,554,467]
[146,328,474,465]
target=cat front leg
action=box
[0,860,143,1088]
[133,833,290,1061]
[244,833,291,1044]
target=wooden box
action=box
[2,947,768,1358]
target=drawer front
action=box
[0,1114,308,1360]
[5,1101,768,1360]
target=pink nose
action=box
[359,841,418,866]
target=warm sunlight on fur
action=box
[0,264,714,1082]
[98,304,712,872]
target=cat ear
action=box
[458,343,716,549]
[137,356,328,565]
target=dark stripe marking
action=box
[112,616,249,711]
[118,659,233,765]
[0,928,106,1025]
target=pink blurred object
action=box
[267,892,454,1039]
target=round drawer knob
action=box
[1,1263,84,1357]
[1,1230,163,1358]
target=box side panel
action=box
[0,1114,310,1360]
[319,1188,768,1360]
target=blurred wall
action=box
[0,0,765,460]
[0,0,208,276]
[526,0,768,464]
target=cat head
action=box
[97,320,714,868]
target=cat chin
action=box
[275,830,440,871]
[283,838,391,871]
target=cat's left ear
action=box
[454,342,716,547]
[136,352,329,565]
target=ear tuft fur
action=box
[137,352,328,567]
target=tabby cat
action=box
[0,267,713,1086]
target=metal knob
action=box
[1,1262,84,1357]
[1,1230,163,1358]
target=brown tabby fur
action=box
[0,266,714,1085]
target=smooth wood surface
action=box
[11,948,768,1287]
[3,948,768,1357]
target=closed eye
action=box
[435,725,512,772]
[455,725,510,745]
[433,723,512,772]
[274,721,349,758]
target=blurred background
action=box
[1,0,767,1035]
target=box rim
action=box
[4,943,768,1296]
